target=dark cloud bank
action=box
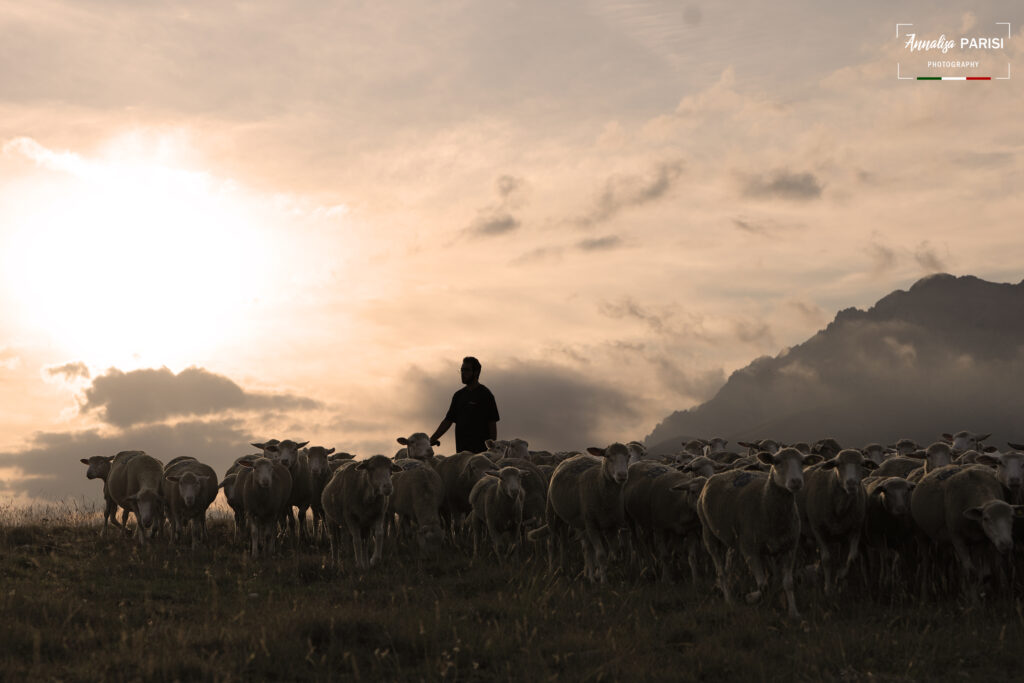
[646,274,1024,454]
[1,367,321,501]
[400,360,641,453]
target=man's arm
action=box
[487,420,497,442]
[429,418,453,446]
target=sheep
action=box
[942,430,991,454]
[434,451,499,534]
[623,461,706,582]
[680,456,724,479]
[906,442,955,483]
[389,460,445,554]
[80,454,128,535]
[161,459,218,548]
[305,446,335,543]
[220,454,260,540]
[861,443,890,467]
[107,451,166,545]
[863,476,917,590]
[797,449,878,594]
[238,456,293,559]
[975,450,1024,504]
[697,447,822,619]
[811,438,843,460]
[467,466,529,560]
[396,433,437,462]
[253,438,312,541]
[321,455,401,569]
[737,439,781,456]
[530,443,631,583]
[494,456,547,528]
[911,464,1023,598]
[890,438,920,456]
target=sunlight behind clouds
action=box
[0,133,299,370]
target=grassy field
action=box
[1,502,1023,682]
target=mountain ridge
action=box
[645,273,1024,454]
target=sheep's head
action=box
[588,443,630,484]
[486,466,528,500]
[760,448,821,492]
[306,446,335,477]
[166,471,210,508]
[397,434,434,460]
[964,500,1024,555]
[241,457,277,489]
[80,455,115,480]
[127,489,165,530]
[872,477,914,516]
[977,451,1024,492]
[356,455,400,497]
[822,449,876,494]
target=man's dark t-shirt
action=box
[444,385,500,454]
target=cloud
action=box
[465,174,527,238]
[577,235,623,251]
[599,297,668,333]
[866,240,897,273]
[914,241,947,273]
[80,366,321,428]
[398,360,642,451]
[740,169,823,201]
[732,218,768,235]
[0,418,256,501]
[576,159,684,227]
[512,246,564,265]
[45,361,91,381]
[468,213,520,236]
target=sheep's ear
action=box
[862,460,879,470]
[397,437,409,445]
[80,458,90,465]
[165,475,180,483]
[296,441,309,449]
[756,451,774,465]
[941,433,953,442]
[485,439,496,449]
[976,454,1000,468]
[1009,442,1024,452]
[391,464,403,473]
[355,461,368,470]
[981,445,999,453]
[963,507,985,521]
[586,447,606,457]
[802,454,824,466]
[326,447,335,455]
[251,442,266,450]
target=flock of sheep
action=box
[80,429,1024,619]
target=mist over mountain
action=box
[645,274,1024,454]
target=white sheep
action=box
[467,466,529,560]
[238,456,293,559]
[321,455,401,569]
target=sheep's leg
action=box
[584,522,608,583]
[685,535,702,585]
[837,531,861,584]
[811,528,834,594]
[742,550,767,604]
[653,529,674,583]
[369,519,385,567]
[780,548,801,619]
[250,520,260,559]
[950,537,979,600]
[702,528,732,604]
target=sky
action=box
[1,0,1022,502]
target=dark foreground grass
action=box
[2,507,1023,682]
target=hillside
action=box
[645,274,1024,454]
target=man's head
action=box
[461,356,481,385]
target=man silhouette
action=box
[429,356,499,454]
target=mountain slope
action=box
[645,274,1024,454]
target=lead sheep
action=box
[321,455,401,569]
[107,451,166,545]
[161,458,218,548]
[697,447,822,619]
[238,456,293,559]
[304,446,336,543]
[529,443,631,583]
[797,449,877,594]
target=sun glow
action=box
[2,135,280,370]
